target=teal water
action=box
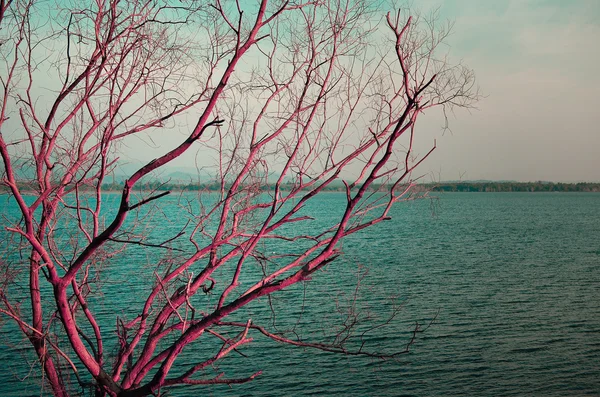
[1,192,599,396]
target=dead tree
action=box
[0,0,478,396]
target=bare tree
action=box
[0,0,478,396]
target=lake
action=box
[1,192,599,396]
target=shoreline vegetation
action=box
[422,182,600,193]
[3,181,600,193]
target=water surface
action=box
[1,192,599,396]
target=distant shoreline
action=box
[3,181,600,194]
[421,182,600,193]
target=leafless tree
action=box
[0,0,478,396]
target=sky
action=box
[410,0,600,182]
[142,0,599,183]
[9,0,599,183]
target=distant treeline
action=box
[87,181,600,193]
[423,182,600,192]
[3,181,600,193]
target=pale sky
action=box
[411,0,600,182]
[142,0,599,183]
[21,0,596,183]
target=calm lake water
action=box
[1,192,599,396]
